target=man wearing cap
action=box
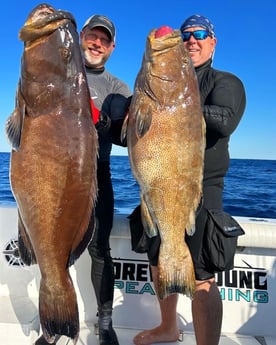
[80,14,131,345]
[133,14,246,345]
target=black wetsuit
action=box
[148,59,246,280]
[86,67,131,317]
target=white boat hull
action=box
[1,206,276,344]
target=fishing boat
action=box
[0,206,275,345]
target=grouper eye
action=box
[60,47,72,62]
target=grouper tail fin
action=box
[157,241,195,300]
[39,272,79,344]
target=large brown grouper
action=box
[5,4,98,343]
[122,26,205,299]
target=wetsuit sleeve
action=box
[203,72,246,137]
[109,94,132,147]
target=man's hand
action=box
[95,111,111,136]
[90,98,111,136]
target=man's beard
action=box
[83,50,107,68]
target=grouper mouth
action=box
[19,3,76,42]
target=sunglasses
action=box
[84,32,112,47]
[181,30,210,42]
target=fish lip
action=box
[19,4,76,42]
[25,4,75,28]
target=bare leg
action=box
[133,265,180,345]
[192,278,222,345]
[133,269,222,345]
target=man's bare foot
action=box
[133,326,180,345]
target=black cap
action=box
[82,14,115,41]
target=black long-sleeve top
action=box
[85,67,132,162]
[195,59,246,187]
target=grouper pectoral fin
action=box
[136,108,152,138]
[6,84,25,151]
[121,105,152,142]
[120,113,129,145]
[17,210,37,265]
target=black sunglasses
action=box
[181,30,211,42]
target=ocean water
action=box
[0,152,275,219]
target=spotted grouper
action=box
[5,4,98,343]
[122,26,205,299]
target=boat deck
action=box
[1,300,275,345]
[2,321,276,345]
[1,290,276,345]
[45,327,276,345]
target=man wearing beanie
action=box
[134,14,246,345]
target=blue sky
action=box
[1,1,275,159]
